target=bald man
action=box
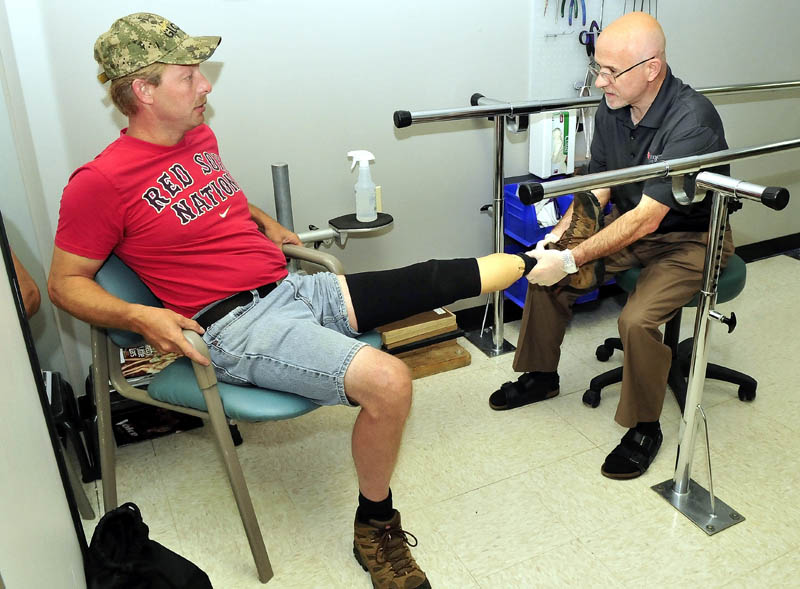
[489,12,733,480]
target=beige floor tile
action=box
[547,382,625,446]
[408,511,481,588]
[398,391,595,510]
[724,547,800,588]
[477,538,623,588]
[422,473,576,578]
[534,447,667,536]
[168,483,295,585]
[579,504,776,587]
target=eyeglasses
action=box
[589,56,656,84]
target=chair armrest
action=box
[182,329,218,389]
[282,244,344,274]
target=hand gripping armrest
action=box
[282,244,345,274]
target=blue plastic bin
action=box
[503,184,575,247]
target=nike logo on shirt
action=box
[219,206,231,218]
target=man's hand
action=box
[266,224,302,247]
[247,203,303,247]
[527,248,577,287]
[129,305,210,366]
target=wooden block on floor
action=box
[376,308,457,347]
[395,340,471,380]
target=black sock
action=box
[530,371,559,386]
[635,420,661,437]
[357,489,393,524]
[534,370,558,380]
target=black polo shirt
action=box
[588,66,729,233]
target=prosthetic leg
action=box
[345,253,534,332]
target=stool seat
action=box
[584,254,756,410]
[148,331,383,422]
[615,253,747,305]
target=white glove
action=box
[527,248,578,286]
[534,232,560,252]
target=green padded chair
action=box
[584,253,755,411]
[90,246,381,584]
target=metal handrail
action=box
[391,79,800,355]
[393,80,800,127]
[519,138,800,204]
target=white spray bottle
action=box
[348,150,378,222]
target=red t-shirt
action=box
[55,124,288,317]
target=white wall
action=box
[0,250,85,588]
[657,0,800,244]
[1,0,798,382]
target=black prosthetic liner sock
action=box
[345,258,481,333]
[514,252,537,276]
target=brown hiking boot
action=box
[547,190,605,293]
[353,510,431,589]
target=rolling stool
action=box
[583,254,756,412]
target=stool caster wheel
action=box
[229,423,243,446]
[583,389,601,408]
[738,385,756,402]
[595,345,612,362]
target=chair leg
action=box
[584,366,623,408]
[706,363,757,401]
[595,337,622,361]
[667,357,688,413]
[202,386,274,583]
[674,336,758,404]
[92,329,118,511]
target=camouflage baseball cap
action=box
[94,13,221,83]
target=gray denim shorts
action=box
[199,273,366,406]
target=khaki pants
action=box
[513,209,734,428]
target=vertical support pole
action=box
[272,162,294,231]
[652,187,744,535]
[491,116,506,352]
[272,162,297,271]
[672,190,728,494]
[465,116,516,356]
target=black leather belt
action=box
[195,283,278,329]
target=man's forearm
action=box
[248,203,279,231]
[572,206,659,266]
[49,275,145,332]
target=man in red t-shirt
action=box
[49,13,539,589]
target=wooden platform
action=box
[395,340,471,379]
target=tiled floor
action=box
[80,255,800,588]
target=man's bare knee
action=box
[345,347,412,419]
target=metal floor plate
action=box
[652,479,745,536]
[463,327,515,357]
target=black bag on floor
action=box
[87,502,213,588]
